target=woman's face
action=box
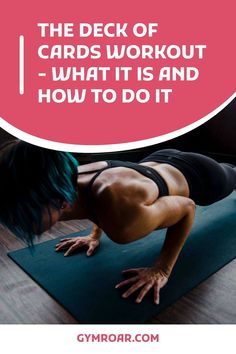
[41,208,61,233]
[40,201,69,233]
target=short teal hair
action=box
[0,140,79,244]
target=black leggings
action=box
[140,149,236,206]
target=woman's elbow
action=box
[183,199,196,223]
[186,199,196,213]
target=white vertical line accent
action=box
[19,35,24,95]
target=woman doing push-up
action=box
[0,140,236,304]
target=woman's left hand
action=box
[115,267,169,304]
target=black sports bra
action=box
[78,160,169,224]
[80,160,168,196]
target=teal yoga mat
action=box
[8,192,236,324]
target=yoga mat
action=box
[8,192,236,324]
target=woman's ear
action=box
[61,201,70,210]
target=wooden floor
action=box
[0,221,236,324]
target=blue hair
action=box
[0,140,79,245]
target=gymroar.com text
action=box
[77,333,159,343]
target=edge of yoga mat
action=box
[8,192,236,324]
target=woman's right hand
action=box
[55,235,100,257]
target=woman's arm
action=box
[109,195,196,304]
[154,198,195,277]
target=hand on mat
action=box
[55,235,100,257]
[115,267,168,305]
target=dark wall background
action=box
[0,98,235,164]
[79,98,236,164]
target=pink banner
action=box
[0,0,235,151]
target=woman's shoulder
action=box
[92,166,159,208]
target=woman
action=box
[0,140,236,304]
